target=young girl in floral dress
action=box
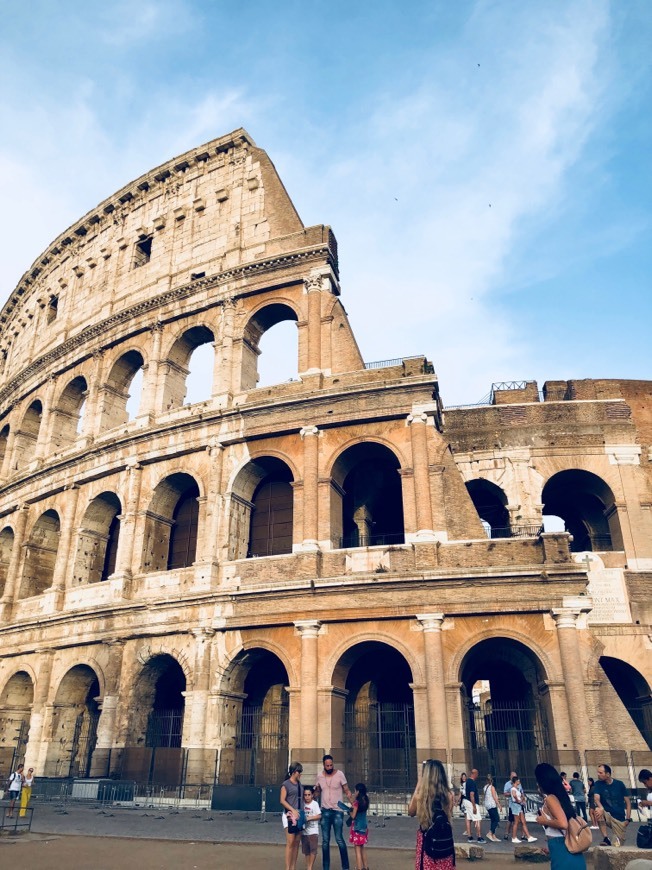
[349,782,370,870]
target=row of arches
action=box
[0,305,304,475]
[2,643,649,786]
[466,469,624,552]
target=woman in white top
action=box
[535,762,587,870]
[19,766,35,817]
[483,774,501,841]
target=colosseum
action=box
[0,128,650,800]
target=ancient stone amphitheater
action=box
[0,129,650,797]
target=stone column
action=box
[0,503,29,619]
[295,620,321,748]
[552,597,594,752]
[81,350,104,439]
[91,639,126,775]
[407,412,435,540]
[215,298,237,399]
[304,274,323,374]
[29,650,56,776]
[111,461,143,587]
[51,484,81,608]
[142,322,164,418]
[35,376,57,460]
[199,441,224,564]
[185,629,216,748]
[606,446,652,566]
[0,424,17,479]
[298,426,320,551]
[416,614,450,753]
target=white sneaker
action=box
[527,837,537,843]
[512,838,520,843]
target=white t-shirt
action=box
[303,799,321,835]
[8,771,22,792]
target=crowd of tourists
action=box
[279,756,652,870]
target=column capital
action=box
[551,596,592,629]
[303,268,333,293]
[190,627,216,640]
[406,412,428,426]
[294,619,322,638]
[300,425,320,439]
[416,613,445,632]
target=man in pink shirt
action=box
[315,754,353,870]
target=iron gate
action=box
[234,702,288,786]
[464,700,550,790]
[146,709,183,748]
[69,710,100,778]
[344,701,415,791]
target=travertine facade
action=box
[0,130,650,791]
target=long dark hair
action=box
[355,782,369,813]
[535,762,576,821]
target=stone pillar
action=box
[407,412,435,540]
[304,274,323,374]
[298,426,320,551]
[185,629,216,748]
[417,614,450,753]
[111,461,143,586]
[29,650,56,776]
[81,350,104,438]
[0,424,17,479]
[606,446,652,566]
[295,620,321,748]
[51,484,81,607]
[199,441,224,564]
[0,503,29,619]
[215,298,237,399]
[552,597,594,752]
[35,376,57,460]
[91,639,126,775]
[142,322,164,418]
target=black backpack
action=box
[637,822,652,849]
[422,808,455,864]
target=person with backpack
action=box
[408,759,456,869]
[535,762,588,869]
[6,764,24,818]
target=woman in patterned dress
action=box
[408,759,455,870]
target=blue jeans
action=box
[320,808,349,870]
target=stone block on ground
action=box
[514,843,551,862]
[455,843,485,860]
[593,846,652,870]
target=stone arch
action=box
[0,423,9,471]
[100,348,146,430]
[457,634,554,789]
[46,663,102,777]
[14,399,43,467]
[542,469,622,552]
[0,525,14,597]
[228,456,295,559]
[124,653,187,749]
[240,301,299,391]
[599,656,651,749]
[160,323,215,410]
[50,375,88,451]
[465,478,510,537]
[19,509,61,598]
[330,440,405,549]
[141,473,201,572]
[72,492,122,584]
[0,670,34,773]
[325,630,424,689]
[218,645,291,786]
[330,639,416,789]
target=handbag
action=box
[637,822,652,849]
[564,814,592,854]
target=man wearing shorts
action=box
[593,763,631,846]
[464,768,486,843]
[503,770,517,840]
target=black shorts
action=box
[508,808,514,822]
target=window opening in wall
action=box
[167,485,199,569]
[184,342,214,404]
[46,295,58,324]
[125,366,144,420]
[257,320,299,387]
[101,514,121,581]
[133,235,153,268]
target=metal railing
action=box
[488,524,543,539]
[338,532,405,549]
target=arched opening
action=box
[0,671,33,775]
[0,526,14,597]
[228,457,294,560]
[47,665,101,777]
[19,510,61,598]
[100,350,145,430]
[14,400,42,467]
[240,303,299,391]
[599,657,652,750]
[72,492,122,585]
[332,443,404,548]
[142,474,200,572]
[334,641,415,790]
[0,424,9,471]
[162,325,215,409]
[257,320,299,388]
[121,655,187,785]
[219,648,289,786]
[50,376,88,451]
[459,638,552,790]
[466,479,510,538]
[542,470,622,552]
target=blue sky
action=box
[1,0,650,404]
